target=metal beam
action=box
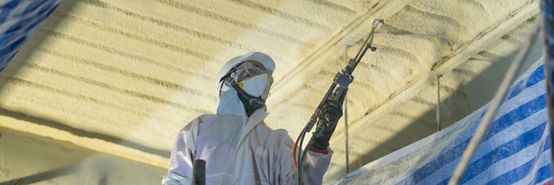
[0,113,169,169]
[0,166,74,185]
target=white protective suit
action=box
[162,81,333,185]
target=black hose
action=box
[192,160,206,185]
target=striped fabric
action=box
[0,0,61,71]
[335,59,552,185]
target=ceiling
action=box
[0,0,544,184]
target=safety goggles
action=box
[233,60,273,83]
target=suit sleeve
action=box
[162,127,195,185]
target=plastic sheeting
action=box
[335,59,553,185]
[0,0,61,71]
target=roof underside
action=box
[0,0,544,184]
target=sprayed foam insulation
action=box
[0,0,543,184]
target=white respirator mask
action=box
[237,73,271,100]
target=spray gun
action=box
[307,19,383,136]
[294,19,383,184]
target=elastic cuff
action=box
[309,146,329,154]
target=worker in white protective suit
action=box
[162,52,344,185]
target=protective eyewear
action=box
[233,61,273,83]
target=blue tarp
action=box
[336,59,553,185]
[0,0,61,71]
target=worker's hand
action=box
[311,99,343,150]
